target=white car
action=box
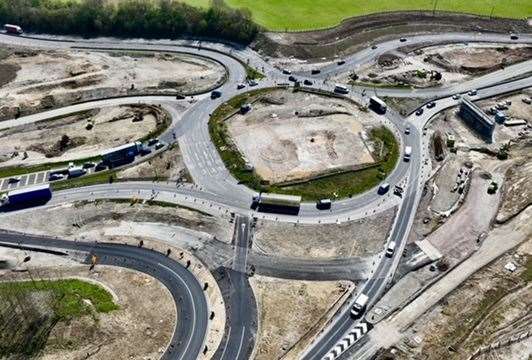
[452,94,461,100]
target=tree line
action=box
[0,0,260,44]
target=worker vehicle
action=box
[252,192,301,214]
[378,183,390,195]
[351,293,369,317]
[404,146,412,162]
[369,96,387,114]
[4,24,23,35]
[316,198,332,210]
[334,84,349,94]
[0,184,52,210]
[385,241,397,257]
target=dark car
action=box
[371,45,378,49]
[148,138,159,146]
[311,69,321,75]
[288,75,297,82]
[316,199,332,210]
[400,37,407,42]
[415,108,424,116]
[510,34,519,40]
[95,162,107,172]
[82,162,96,169]
[211,90,222,99]
[303,79,313,86]
[337,59,346,65]
[282,69,291,75]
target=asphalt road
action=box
[0,231,209,360]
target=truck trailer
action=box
[0,184,52,210]
[252,193,302,214]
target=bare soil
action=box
[117,143,191,182]
[227,89,379,184]
[253,206,396,258]
[0,200,233,245]
[395,239,532,360]
[1,264,175,360]
[250,276,351,360]
[0,105,171,166]
[0,48,225,120]
[255,11,529,60]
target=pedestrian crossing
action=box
[322,321,372,360]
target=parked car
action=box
[316,198,332,210]
[48,173,64,181]
[82,162,95,169]
[140,147,152,156]
[303,79,313,86]
[399,37,407,42]
[282,69,291,75]
[510,33,519,40]
[311,69,321,75]
[155,142,165,150]
[337,59,346,65]
[288,75,297,82]
[248,79,258,87]
[95,162,107,172]
[237,83,246,90]
[148,138,159,147]
[8,177,20,183]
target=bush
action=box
[0,0,260,44]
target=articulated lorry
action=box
[252,192,302,214]
[0,184,52,210]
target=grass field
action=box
[184,0,532,30]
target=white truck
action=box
[351,293,369,317]
[403,146,412,162]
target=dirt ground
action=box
[253,206,395,258]
[429,154,469,215]
[0,104,174,166]
[0,200,233,245]
[0,254,175,360]
[227,89,379,184]
[250,276,352,360]
[334,43,531,88]
[477,90,532,122]
[256,11,529,61]
[117,143,190,182]
[0,48,225,120]
[394,239,532,360]
[497,152,532,223]
[429,97,529,149]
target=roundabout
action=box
[0,26,530,360]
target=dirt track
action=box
[255,11,529,60]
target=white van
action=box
[351,293,369,317]
[385,241,396,257]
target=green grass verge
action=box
[209,88,399,200]
[182,0,532,30]
[51,171,117,191]
[0,278,118,318]
[245,65,265,80]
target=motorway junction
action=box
[0,12,531,360]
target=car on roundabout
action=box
[415,108,424,116]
